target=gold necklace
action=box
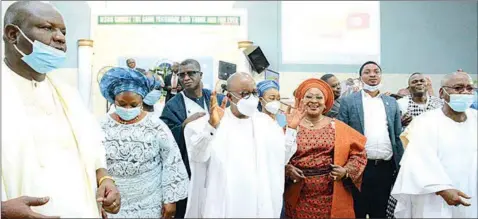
[117,114,141,125]
[304,116,325,128]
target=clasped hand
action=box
[96,179,121,218]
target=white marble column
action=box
[77,39,94,111]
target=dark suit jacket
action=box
[337,91,404,170]
[164,73,181,102]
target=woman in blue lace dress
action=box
[98,67,189,218]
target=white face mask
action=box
[362,81,382,92]
[231,93,259,117]
[264,100,281,114]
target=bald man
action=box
[182,72,304,218]
[1,2,119,218]
[164,62,182,102]
[125,58,145,73]
[126,58,136,69]
[391,72,477,218]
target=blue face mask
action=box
[12,25,66,74]
[116,106,142,121]
[143,90,162,106]
[444,89,475,112]
[276,112,288,128]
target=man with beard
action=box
[397,72,443,127]
[160,59,226,218]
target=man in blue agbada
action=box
[160,59,227,219]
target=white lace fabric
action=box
[100,113,189,218]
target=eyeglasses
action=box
[178,71,200,79]
[442,85,476,93]
[230,90,258,99]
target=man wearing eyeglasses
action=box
[391,71,477,218]
[182,72,305,218]
[160,59,227,219]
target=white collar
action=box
[361,90,382,99]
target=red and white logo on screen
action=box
[347,13,370,29]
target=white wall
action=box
[87,1,248,117]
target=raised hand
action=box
[209,92,228,128]
[285,102,306,129]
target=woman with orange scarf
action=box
[285,78,367,218]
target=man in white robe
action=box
[160,59,228,218]
[183,72,304,218]
[1,2,120,218]
[391,72,477,218]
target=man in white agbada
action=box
[183,72,304,218]
[1,2,120,218]
[391,72,477,218]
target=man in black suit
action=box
[164,62,182,102]
[337,61,404,218]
